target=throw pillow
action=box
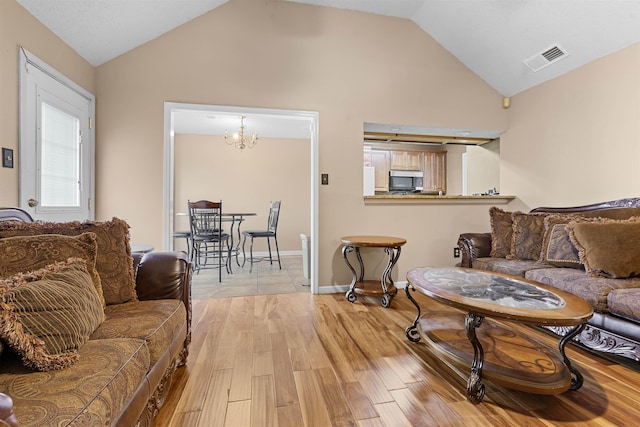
[539,215,619,268]
[0,218,136,305]
[568,218,640,279]
[489,207,513,258]
[0,258,105,371]
[0,232,105,307]
[508,212,548,260]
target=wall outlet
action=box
[453,247,460,258]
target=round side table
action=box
[341,235,407,307]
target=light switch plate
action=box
[321,173,329,185]
[2,148,13,168]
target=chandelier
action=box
[224,116,258,150]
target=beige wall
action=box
[501,43,640,208]
[173,134,310,253]
[94,0,507,287]
[0,0,95,205]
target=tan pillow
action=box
[0,218,136,305]
[0,232,105,307]
[568,217,640,278]
[0,258,105,371]
[508,212,547,260]
[489,207,513,258]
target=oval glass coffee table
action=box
[405,267,593,404]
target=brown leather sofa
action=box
[457,198,640,365]
[0,208,191,426]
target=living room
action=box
[2,0,639,289]
[1,0,639,425]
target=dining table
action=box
[219,212,256,271]
[175,211,256,272]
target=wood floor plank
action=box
[276,401,305,426]
[197,369,233,427]
[251,375,278,427]
[253,350,274,377]
[373,401,413,427]
[294,369,333,427]
[225,400,251,427]
[229,330,255,402]
[390,387,438,426]
[270,331,300,407]
[314,367,358,426]
[342,381,378,421]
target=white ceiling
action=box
[16,0,640,138]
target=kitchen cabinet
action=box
[370,150,390,191]
[422,151,446,194]
[389,151,422,171]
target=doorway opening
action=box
[163,102,319,293]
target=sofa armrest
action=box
[132,251,192,339]
[0,393,18,427]
[457,232,492,268]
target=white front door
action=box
[19,49,95,221]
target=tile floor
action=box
[190,254,311,299]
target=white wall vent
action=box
[524,44,569,72]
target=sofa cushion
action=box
[489,207,513,258]
[508,212,548,260]
[607,288,640,323]
[0,259,105,371]
[568,218,640,279]
[0,337,149,427]
[473,257,550,277]
[0,218,136,305]
[0,232,105,307]
[525,268,640,313]
[91,299,186,366]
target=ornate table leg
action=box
[465,312,486,404]
[343,245,358,303]
[380,246,401,307]
[404,284,422,343]
[559,322,587,390]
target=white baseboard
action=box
[317,281,408,294]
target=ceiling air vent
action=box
[524,44,568,72]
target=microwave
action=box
[389,170,423,192]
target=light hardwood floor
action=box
[155,290,640,426]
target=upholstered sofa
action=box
[0,207,192,426]
[457,198,640,364]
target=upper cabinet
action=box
[370,150,390,191]
[389,151,422,171]
[423,151,446,194]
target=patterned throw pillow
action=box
[0,218,136,305]
[489,207,513,258]
[0,232,105,307]
[508,212,548,260]
[568,217,640,279]
[0,259,105,371]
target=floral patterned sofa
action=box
[0,208,191,426]
[457,198,640,364]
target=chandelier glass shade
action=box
[224,115,258,150]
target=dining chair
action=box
[242,201,282,273]
[188,200,230,282]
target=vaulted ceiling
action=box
[17,0,640,97]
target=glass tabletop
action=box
[414,267,565,311]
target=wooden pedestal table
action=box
[341,235,406,307]
[404,267,593,403]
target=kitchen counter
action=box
[364,194,515,204]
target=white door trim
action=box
[163,102,319,293]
